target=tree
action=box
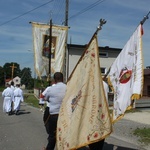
[3,62,21,79]
[0,66,5,85]
[21,67,33,89]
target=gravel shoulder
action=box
[106,109,150,150]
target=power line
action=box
[0,0,54,26]
[0,0,106,27]
[68,0,106,21]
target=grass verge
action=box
[24,94,39,108]
[133,128,150,145]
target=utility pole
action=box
[65,0,69,26]
[64,0,69,82]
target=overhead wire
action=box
[0,0,54,26]
[68,0,106,21]
[0,0,106,27]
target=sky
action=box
[0,0,149,77]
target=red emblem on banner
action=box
[119,68,132,84]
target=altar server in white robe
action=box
[13,84,24,115]
[2,83,14,115]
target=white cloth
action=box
[39,98,45,105]
[103,81,109,104]
[42,86,51,107]
[45,82,66,115]
[42,84,56,107]
[2,87,14,112]
[11,85,15,91]
[13,87,24,111]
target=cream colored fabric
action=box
[31,22,68,78]
[108,24,144,122]
[57,35,112,150]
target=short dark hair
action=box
[11,81,14,85]
[54,72,63,82]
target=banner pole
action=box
[49,19,52,85]
[140,11,150,25]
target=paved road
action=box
[0,94,149,150]
[0,95,48,150]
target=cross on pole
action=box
[10,63,17,79]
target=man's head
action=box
[11,81,14,86]
[53,72,63,83]
[16,84,20,87]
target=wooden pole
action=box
[49,19,52,85]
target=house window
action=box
[15,79,18,83]
[101,67,106,74]
[99,52,108,58]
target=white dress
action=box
[2,87,14,113]
[13,87,24,111]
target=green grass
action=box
[24,94,39,108]
[133,128,150,145]
[126,108,141,113]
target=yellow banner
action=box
[57,35,112,150]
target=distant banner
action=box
[31,22,68,78]
[108,24,144,122]
[57,35,112,149]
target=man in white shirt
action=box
[44,72,66,150]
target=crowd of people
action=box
[2,81,24,115]
[40,72,109,150]
[2,72,109,150]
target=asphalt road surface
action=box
[0,95,48,150]
[0,94,149,150]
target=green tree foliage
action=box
[3,62,21,79]
[21,67,33,89]
[0,66,5,85]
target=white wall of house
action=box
[67,44,121,77]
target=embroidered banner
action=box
[108,24,144,122]
[57,35,112,149]
[31,22,68,78]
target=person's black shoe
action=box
[8,111,12,116]
[15,110,19,115]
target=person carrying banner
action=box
[42,79,56,134]
[44,72,66,150]
[2,83,14,115]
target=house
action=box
[143,68,150,96]
[5,76,21,87]
[67,44,121,77]
[67,44,150,97]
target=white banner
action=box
[31,22,68,78]
[108,24,144,122]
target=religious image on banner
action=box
[31,22,68,78]
[57,34,112,150]
[107,24,144,122]
[42,35,57,59]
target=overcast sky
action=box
[0,0,149,76]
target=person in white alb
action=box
[44,72,66,150]
[13,84,24,115]
[2,83,14,115]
